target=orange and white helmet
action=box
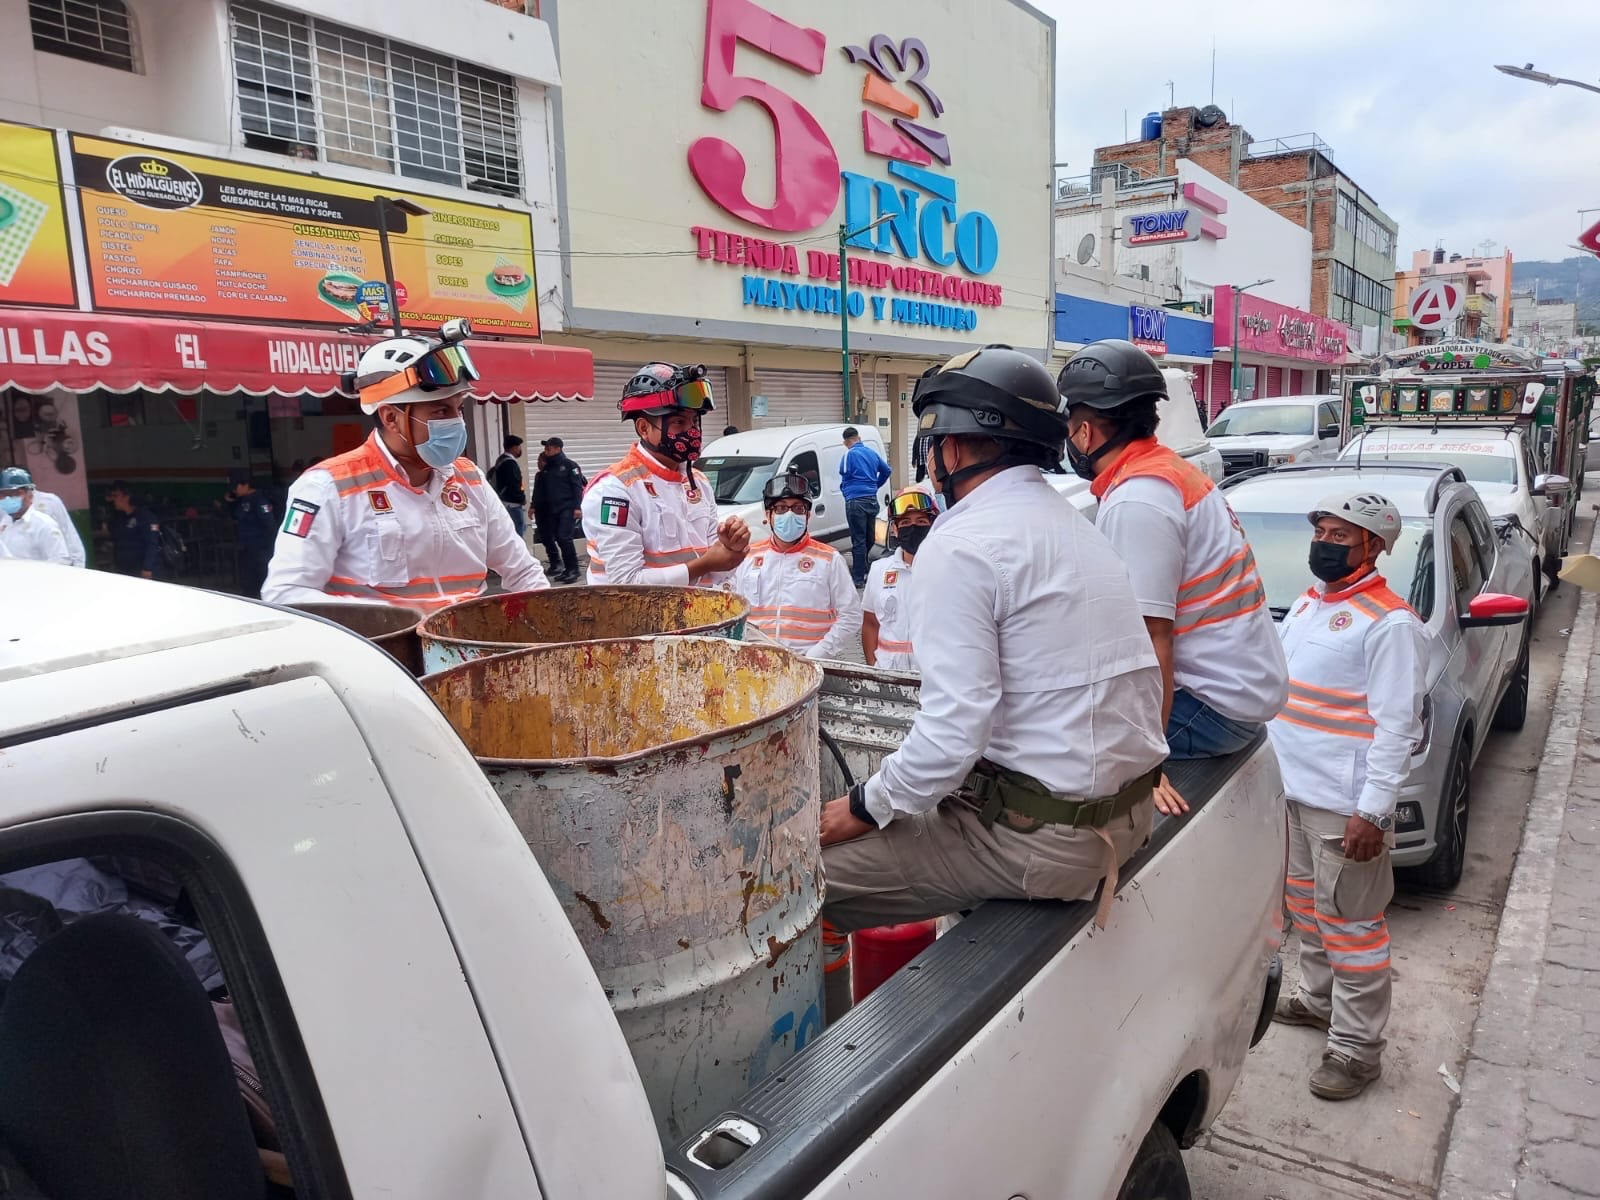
[351,322,478,414]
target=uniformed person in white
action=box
[0,468,71,566]
[730,471,861,658]
[819,346,1168,932]
[262,322,548,609]
[1270,489,1430,1101]
[1059,340,1289,815]
[582,362,749,586]
[861,487,936,671]
[30,488,85,568]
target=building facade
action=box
[543,0,1056,485]
[1,0,590,583]
[1092,106,1399,357]
[1510,293,1580,354]
[1393,248,1515,345]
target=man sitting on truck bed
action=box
[1059,340,1288,814]
[818,346,1168,931]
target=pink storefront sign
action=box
[1212,287,1351,365]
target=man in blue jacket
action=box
[839,426,891,587]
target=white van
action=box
[698,424,894,544]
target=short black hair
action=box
[504,435,523,450]
[722,425,739,437]
[1099,398,1160,442]
[107,479,132,496]
[842,426,859,440]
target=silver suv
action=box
[1223,462,1534,889]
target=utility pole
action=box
[838,215,893,420]
[1231,278,1274,403]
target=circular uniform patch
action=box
[1329,611,1353,631]
[798,557,814,572]
[441,483,469,511]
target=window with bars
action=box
[227,1,521,194]
[29,0,138,72]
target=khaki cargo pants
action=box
[821,794,1154,933]
[1284,800,1395,1064]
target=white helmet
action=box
[352,328,478,414]
[1307,490,1402,553]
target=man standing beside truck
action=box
[840,426,891,588]
[730,470,861,658]
[1058,340,1288,813]
[818,346,1167,931]
[583,362,749,587]
[262,325,549,609]
[1270,489,1427,1101]
[861,487,936,671]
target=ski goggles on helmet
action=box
[619,376,716,417]
[356,343,480,408]
[888,490,936,519]
[762,471,813,505]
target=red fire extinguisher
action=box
[851,921,938,1003]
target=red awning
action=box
[0,309,592,403]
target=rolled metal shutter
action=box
[1266,366,1284,398]
[1208,361,1233,422]
[752,369,847,429]
[545,363,728,480]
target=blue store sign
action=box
[1055,293,1212,359]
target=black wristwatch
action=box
[848,781,872,825]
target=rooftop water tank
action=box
[1140,111,1162,141]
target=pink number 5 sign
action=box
[688,0,841,232]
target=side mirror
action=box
[1533,473,1571,498]
[1319,423,1340,440]
[1461,592,1530,628]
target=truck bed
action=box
[665,664,1275,1199]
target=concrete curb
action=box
[1438,525,1599,1200]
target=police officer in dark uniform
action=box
[104,480,164,579]
[225,469,277,597]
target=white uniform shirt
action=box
[863,549,920,671]
[262,431,547,609]
[0,506,70,565]
[583,444,724,587]
[32,490,85,568]
[1269,571,1429,819]
[864,466,1168,826]
[730,534,861,659]
[1097,474,1288,723]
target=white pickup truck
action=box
[0,565,1286,1200]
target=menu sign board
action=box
[69,134,539,337]
[0,123,78,310]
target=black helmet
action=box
[762,470,813,508]
[619,361,716,420]
[912,345,1069,456]
[1057,339,1167,412]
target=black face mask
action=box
[1065,426,1122,481]
[1308,540,1357,584]
[896,523,932,555]
[651,420,702,464]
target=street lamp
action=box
[1231,278,1274,404]
[1494,63,1600,95]
[839,214,894,419]
[375,195,429,335]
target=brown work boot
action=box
[1272,992,1331,1030]
[1309,1050,1382,1100]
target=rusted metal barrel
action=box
[286,601,423,674]
[416,585,749,673]
[423,636,823,1141]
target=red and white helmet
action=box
[1308,490,1402,553]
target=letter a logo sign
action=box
[1409,279,1465,331]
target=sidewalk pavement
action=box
[1440,523,1600,1200]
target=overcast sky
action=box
[1040,0,1600,264]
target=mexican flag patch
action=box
[599,497,629,527]
[282,498,320,538]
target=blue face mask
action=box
[772,511,808,544]
[415,416,468,469]
[0,495,23,517]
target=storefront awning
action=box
[0,310,593,403]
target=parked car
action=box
[1041,367,1225,518]
[1223,461,1533,889]
[0,564,1287,1200]
[698,424,892,545]
[1206,395,1343,476]
[1340,424,1571,594]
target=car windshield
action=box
[1206,405,1314,438]
[1340,443,1517,486]
[696,455,778,504]
[1236,510,1435,622]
